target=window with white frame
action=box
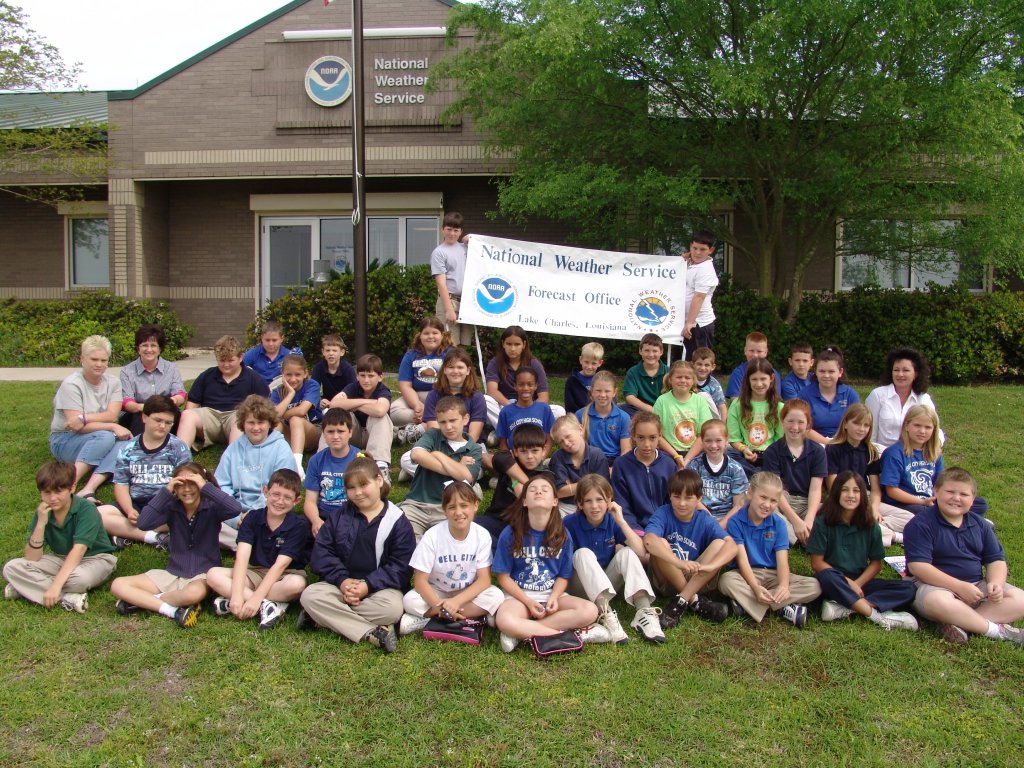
[652,213,732,275]
[837,219,984,291]
[68,217,109,288]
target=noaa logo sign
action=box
[475,276,517,317]
[627,289,677,333]
[305,56,353,107]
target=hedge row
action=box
[253,268,1024,384]
[0,292,193,366]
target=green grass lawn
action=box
[1,380,1022,767]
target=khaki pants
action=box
[568,547,655,607]
[436,295,474,347]
[300,582,403,643]
[389,390,430,428]
[4,553,117,604]
[400,499,445,541]
[878,503,916,545]
[718,568,821,623]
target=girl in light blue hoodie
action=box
[214,395,298,550]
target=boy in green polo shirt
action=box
[3,461,118,612]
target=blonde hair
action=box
[662,360,696,394]
[581,370,618,440]
[900,405,941,463]
[580,341,605,360]
[552,413,583,442]
[80,335,111,357]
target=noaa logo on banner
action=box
[475,276,517,317]
[305,56,353,107]
[627,289,677,333]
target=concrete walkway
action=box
[0,349,216,382]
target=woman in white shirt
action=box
[864,348,943,451]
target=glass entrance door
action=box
[262,219,313,302]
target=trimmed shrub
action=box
[0,291,193,366]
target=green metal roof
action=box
[0,91,108,128]
[108,0,459,102]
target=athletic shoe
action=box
[398,613,430,635]
[878,611,919,631]
[60,593,88,613]
[821,600,854,622]
[295,608,319,631]
[111,536,132,550]
[366,625,398,653]
[631,607,666,643]
[730,599,748,618]
[579,623,613,644]
[685,594,729,623]
[499,632,520,653]
[659,596,688,630]
[397,467,413,483]
[173,604,200,628]
[598,607,629,645]
[485,430,500,449]
[376,461,391,477]
[152,533,171,552]
[212,597,231,617]
[115,598,141,616]
[258,600,289,630]
[777,603,808,628]
[997,624,1024,647]
[4,584,17,600]
[406,424,426,444]
[939,623,969,645]
[891,532,904,545]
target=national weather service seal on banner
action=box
[305,55,353,107]
[460,234,686,342]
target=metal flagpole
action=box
[351,0,368,356]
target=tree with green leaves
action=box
[436,0,1024,317]
[0,1,106,204]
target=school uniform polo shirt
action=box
[28,496,117,557]
[406,428,483,504]
[645,505,726,561]
[271,379,323,423]
[781,371,813,402]
[806,518,884,577]
[311,359,356,402]
[762,440,828,498]
[187,366,271,412]
[242,345,302,384]
[622,362,667,408]
[725,509,789,569]
[550,446,609,492]
[576,404,631,460]
[339,381,392,428]
[564,512,625,568]
[423,390,487,426]
[236,508,312,570]
[804,382,860,439]
[824,441,880,482]
[904,506,1005,583]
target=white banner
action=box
[459,234,686,342]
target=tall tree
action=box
[436,0,1024,317]
[0,1,105,202]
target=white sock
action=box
[632,593,652,611]
[596,592,612,612]
[984,621,1002,639]
[142,531,159,545]
[293,452,304,469]
[158,602,177,618]
[867,609,886,625]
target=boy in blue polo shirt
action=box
[644,469,735,628]
[303,409,357,537]
[400,397,483,540]
[243,320,302,385]
[550,414,609,517]
[207,469,311,630]
[905,467,1024,646]
[717,472,821,627]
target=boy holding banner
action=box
[431,211,472,347]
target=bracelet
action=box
[28,539,43,549]
[79,413,87,425]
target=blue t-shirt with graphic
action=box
[645,505,726,561]
[271,379,323,423]
[304,446,358,514]
[492,526,574,592]
[113,433,192,506]
[880,444,944,504]
[398,348,449,392]
[496,400,555,441]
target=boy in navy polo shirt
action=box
[207,469,311,630]
[550,414,609,517]
[905,467,1024,646]
[644,469,735,628]
[324,353,393,473]
[242,320,302,386]
[303,409,357,537]
[717,472,821,627]
[177,335,271,450]
[480,424,551,544]
[564,474,662,643]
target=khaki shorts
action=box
[196,408,237,447]
[245,566,307,589]
[145,568,207,593]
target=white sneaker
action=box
[630,607,666,644]
[212,597,231,616]
[879,611,919,631]
[485,613,496,628]
[397,467,413,483]
[579,623,612,644]
[891,532,904,545]
[398,613,430,635]
[821,600,853,622]
[499,632,519,653]
[598,607,629,645]
[258,600,288,630]
[59,593,88,613]
[4,583,16,600]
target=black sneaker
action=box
[173,604,200,629]
[295,608,319,632]
[111,536,131,550]
[366,625,398,653]
[115,598,141,616]
[686,594,729,623]
[659,596,688,630]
